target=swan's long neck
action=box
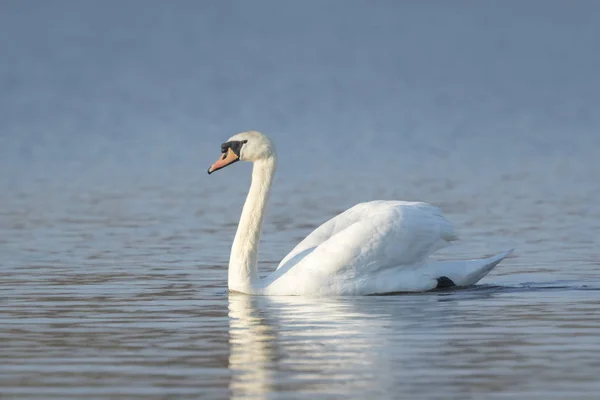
[228,156,276,293]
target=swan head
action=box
[207,130,275,174]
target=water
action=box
[1,1,600,398]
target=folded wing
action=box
[270,201,457,293]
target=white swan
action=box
[208,131,513,296]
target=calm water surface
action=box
[2,1,600,399]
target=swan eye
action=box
[224,140,246,157]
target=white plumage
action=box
[208,131,513,296]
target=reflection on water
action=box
[229,296,276,399]
[228,287,600,399]
[3,278,600,398]
[228,294,441,398]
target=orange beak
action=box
[207,148,240,174]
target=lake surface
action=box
[1,1,600,399]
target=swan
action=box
[208,130,513,296]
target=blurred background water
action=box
[1,1,600,399]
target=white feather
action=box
[214,131,513,296]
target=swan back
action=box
[278,201,456,271]
[264,201,458,295]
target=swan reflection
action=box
[228,293,449,399]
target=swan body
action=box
[208,131,513,296]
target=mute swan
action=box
[208,130,513,296]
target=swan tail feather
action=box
[433,249,514,288]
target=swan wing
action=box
[276,201,381,270]
[266,201,458,294]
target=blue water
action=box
[1,1,600,399]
